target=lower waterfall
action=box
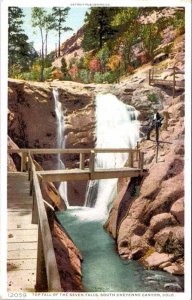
[53,88,69,207]
[70,93,140,221]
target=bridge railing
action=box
[8,145,144,174]
[8,147,145,291]
[148,66,184,98]
[28,153,62,292]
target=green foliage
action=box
[82,8,118,52]
[8,7,38,75]
[78,69,90,84]
[172,10,185,35]
[9,64,24,79]
[94,71,118,84]
[140,23,161,60]
[61,57,68,78]
[97,46,111,72]
[76,57,85,69]
[147,93,158,102]
[21,59,52,81]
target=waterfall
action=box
[70,93,140,222]
[53,88,69,207]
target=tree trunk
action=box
[99,22,103,49]
[40,28,44,82]
[45,32,48,58]
[58,27,61,57]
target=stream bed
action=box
[56,208,184,293]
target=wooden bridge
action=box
[149,66,184,97]
[7,147,147,292]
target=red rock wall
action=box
[52,221,83,292]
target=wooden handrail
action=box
[28,152,62,292]
[149,67,185,95]
[8,147,139,154]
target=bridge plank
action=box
[7,173,38,292]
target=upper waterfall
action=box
[53,88,69,207]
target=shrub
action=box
[147,93,158,102]
[43,67,52,80]
[51,68,63,80]
[78,69,90,84]
[107,55,121,71]
[94,71,118,84]
[68,66,79,80]
[89,57,101,73]
[93,72,103,83]
[9,64,24,79]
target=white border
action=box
[1,0,191,299]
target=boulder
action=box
[154,226,184,257]
[163,263,184,275]
[144,252,174,268]
[170,198,184,225]
[149,213,177,234]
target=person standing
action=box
[146,110,164,141]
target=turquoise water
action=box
[56,208,184,293]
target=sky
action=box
[22,7,88,53]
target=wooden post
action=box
[21,152,24,172]
[138,151,140,169]
[35,224,48,292]
[136,142,139,161]
[149,69,151,85]
[30,175,33,196]
[32,190,38,225]
[89,150,95,173]
[140,152,144,172]
[128,152,133,168]
[80,153,85,170]
[21,152,27,172]
[173,66,176,98]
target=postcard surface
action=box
[1,0,191,299]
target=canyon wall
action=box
[8,79,95,206]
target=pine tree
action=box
[82,8,117,52]
[52,7,72,57]
[61,57,68,79]
[8,7,37,75]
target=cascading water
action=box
[70,93,140,221]
[56,93,183,292]
[86,94,140,216]
[53,88,69,207]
